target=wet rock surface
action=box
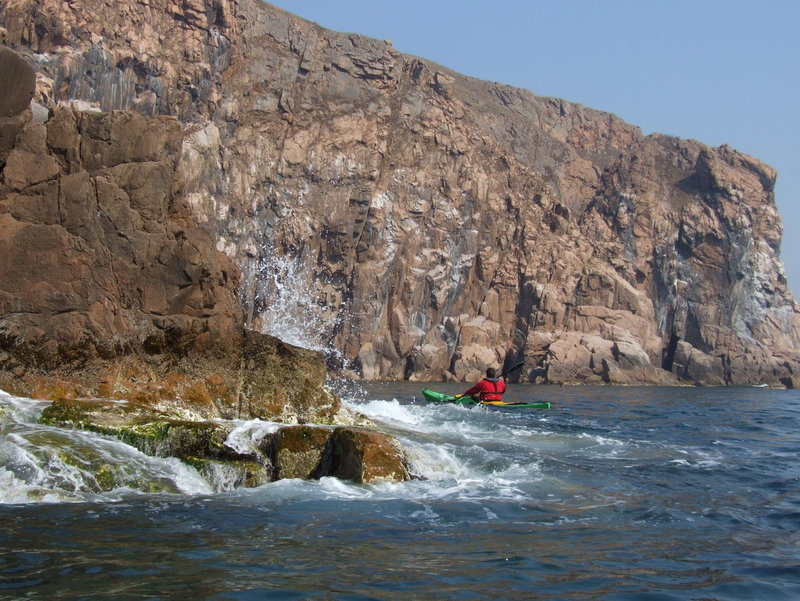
[41,398,411,486]
[0,32,407,485]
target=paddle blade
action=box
[501,361,525,377]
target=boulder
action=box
[269,425,332,480]
[672,341,727,386]
[0,47,35,118]
[324,427,412,484]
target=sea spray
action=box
[241,249,347,352]
[241,247,367,399]
[244,249,329,351]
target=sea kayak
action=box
[422,389,550,409]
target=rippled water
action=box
[1,384,799,600]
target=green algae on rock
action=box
[40,397,412,486]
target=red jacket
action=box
[464,377,506,401]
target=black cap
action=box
[486,367,497,378]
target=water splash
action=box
[0,391,215,503]
[244,249,331,353]
[241,249,365,399]
[224,419,280,456]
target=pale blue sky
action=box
[268,0,800,298]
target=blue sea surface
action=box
[1,384,798,600]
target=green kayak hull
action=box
[422,389,550,409]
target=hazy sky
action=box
[268,0,800,298]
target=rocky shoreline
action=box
[0,57,791,491]
[0,0,798,461]
[0,44,414,485]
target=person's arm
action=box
[463,382,482,396]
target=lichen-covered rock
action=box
[266,424,413,483]
[38,397,274,489]
[268,425,332,480]
[40,397,231,458]
[239,331,341,423]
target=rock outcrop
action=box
[0,42,415,485]
[40,398,412,486]
[1,0,799,387]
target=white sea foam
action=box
[318,476,374,499]
[353,399,426,427]
[668,455,722,469]
[406,442,472,481]
[409,505,441,523]
[0,393,215,503]
[223,419,281,455]
[0,390,51,423]
[351,398,518,444]
[577,432,629,447]
[2,378,726,508]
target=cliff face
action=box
[2,0,798,387]
[0,44,342,423]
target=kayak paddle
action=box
[501,361,524,378]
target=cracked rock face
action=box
[0,47,342,422]
[1,1,799,387]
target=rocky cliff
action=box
[0,44,343,424]
[1,0,798,387]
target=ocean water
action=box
[1,383,798,600]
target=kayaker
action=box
[463,367,506,402]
